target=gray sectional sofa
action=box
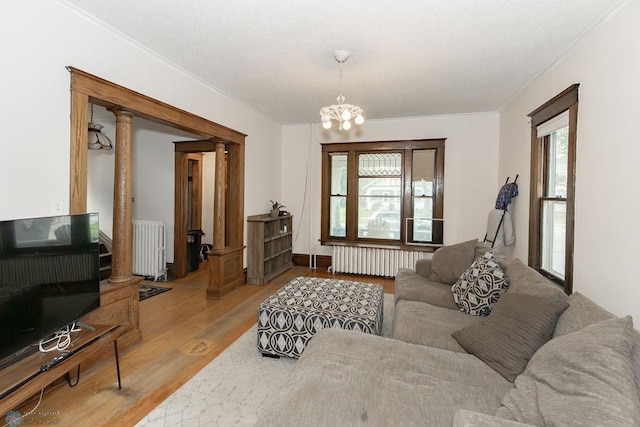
[256,241,640,426]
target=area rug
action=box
[135,293,394,426]
[139,284,172,302]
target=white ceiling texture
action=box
[62,0,624,124]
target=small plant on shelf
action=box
[269,200,285,217]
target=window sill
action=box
[320,239,438,253]
[537,267,566,289]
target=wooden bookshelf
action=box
[247,214,293,285]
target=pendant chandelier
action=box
[319,50,364,131]
[88,104,113,150]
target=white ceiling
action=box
[63,0,623,125]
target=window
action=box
[357,152,402,240]
[321,139,445,248]
[541,122,568,279]
[528,84,578,294]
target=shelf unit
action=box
[247,214,293,285]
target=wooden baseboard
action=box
[292,253,332,270]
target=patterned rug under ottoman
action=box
[257,276,384,358]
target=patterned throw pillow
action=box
[451,251,509,316]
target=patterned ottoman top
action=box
[258,276,384,358]
[260,276,383,318]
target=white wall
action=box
[0,1,282,267]
[131,119,198,262]
[87,108,115,238]
[282,113,501,257]
[499,0,640,320]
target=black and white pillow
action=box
[451,251,509,316]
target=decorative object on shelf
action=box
[319,50,364,131]
[88,103,113,150]
[269,200,285,218]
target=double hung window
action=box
[539,114,568,279]
[322,139,445,248]
[528,85,578,293]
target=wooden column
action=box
[208,141,245,299]
[213,142,226,249]
[226,142,245,249]
[109,109,135,283]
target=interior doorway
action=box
[173,140,230,278]
[185,153,204,275]
[68,67,246,295]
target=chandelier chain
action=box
[338,60,344,104]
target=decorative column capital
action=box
[107,107,135,119]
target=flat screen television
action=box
[0,213,101,368]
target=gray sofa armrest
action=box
[453,410,533,427]
[415,258,433,278]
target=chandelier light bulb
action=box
[319,49,364,132]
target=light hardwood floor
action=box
[15,266,394,426]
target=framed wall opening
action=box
[68,67,246,296]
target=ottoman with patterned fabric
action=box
[257,276,384,358]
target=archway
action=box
[68,67,245,299]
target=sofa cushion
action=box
[553,292,615,337]
[452,251,509,316]
[474,241,493,259]
[453,409,533,427]
[503,259,566,302]
[414,258,433,279]
[392,299,480,352]
[428,239,478,285]
[553,292,640,395]
[256,328,513,427]
[451,292,569,381]
[496,316,640,426]
[394,268,459,309]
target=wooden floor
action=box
[15,266,394,426]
